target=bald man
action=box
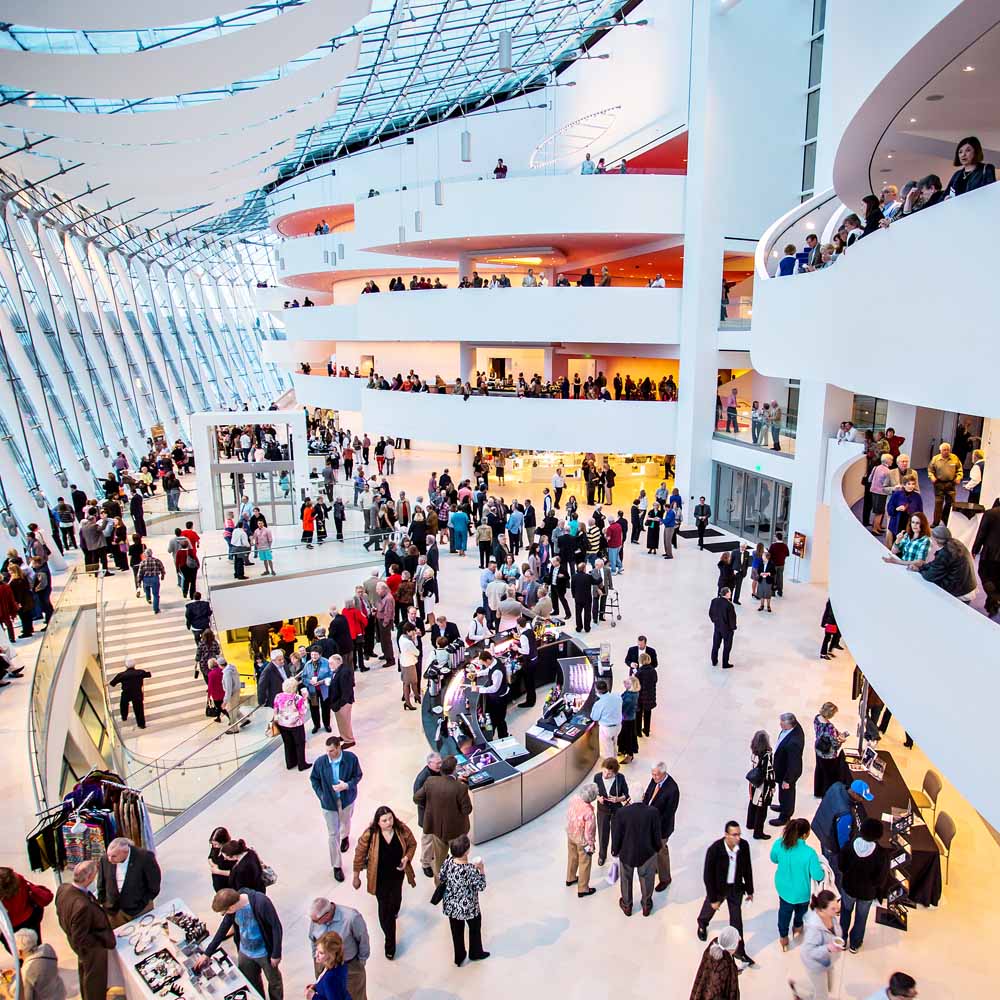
[55,860,115,1000]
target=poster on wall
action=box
[360,355,375,376]
[792,531,807,558]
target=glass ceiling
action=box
[0,0,639,235]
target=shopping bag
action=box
[606,859,620,886]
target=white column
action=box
[460,445,475,483]
[980,417,999,507]
[674,0,724,506]
[788,380,855,583]
[884,401,917,464]
[457,253,475,284]
[459,343,475,383]
[542,347,553,382]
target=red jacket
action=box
[343,606,368,640]
[605,521,623,548]
[207,667,225,701]
[1,873,49,925]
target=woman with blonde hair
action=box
[688,925,741,1000]
[617,675,640,763]
[307,931,350,1000]
[272,675,308,771]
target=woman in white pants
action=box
[799,890,844,999]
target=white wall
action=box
[751,183,1000,417]
[279,286,684,346]
[356,174,686,250]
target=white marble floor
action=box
[6,446,994,999]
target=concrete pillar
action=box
[460,445,475,484]
[788,380,856,583]
[980,417,1000,507]
[457,253,475,284]
[674,0,724,506]
[459,344,475,384]
[542,347,554,382]
[884,401,917,463]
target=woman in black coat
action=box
[645,505,661,554]
[746,730,776,839]
[222,839,267,893]
[820,599,841,659]
[634,653,658,738]
[946,135,996,197]
[717,552,736,595]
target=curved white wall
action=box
[281,286,683,345]
[357,175,685,249]
[292,376,677,454]
[829,452,1000,828]
[751,183,1000,415]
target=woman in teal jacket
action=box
[770,818,826,950]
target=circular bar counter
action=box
[420,618,607,843]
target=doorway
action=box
[713,461,791,548]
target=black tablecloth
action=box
[864,751,942,906]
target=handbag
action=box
[204,693,214,718]
[261,864,278,887]
[605,859,620,886]
[429,875,447,906]
[745,764,765,787]
[823,623,838,634]
[267,719,280,738]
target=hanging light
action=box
[414,209,423,232]
[434,180,444,206]
[498,30,513,72]
[460,129,472,162]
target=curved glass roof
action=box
[0,0,639,234]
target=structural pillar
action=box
[674,0,725,506]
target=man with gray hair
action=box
[307,898,369,999]
[770,712,805,827]
[412,752,443,877]
[97,837,161,927]
[55,860,115,1000]
[109,658,151,729]
[12,926,66,1000]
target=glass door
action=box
[742,476,761,542]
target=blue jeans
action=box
[168,488,180,510]
[607,546,621,573]
[142,575,161,612]
[777,898,809,938]
[839,890,873,949]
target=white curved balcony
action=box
[356,174,685,252]
[280,286,683,345]
[751,182,1000,415]
[292,376,677,454]
[829,450,1000,828]
[276,231,448,286]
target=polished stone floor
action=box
[6,446,995,999]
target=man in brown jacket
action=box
[55,860,116,1000]
[412,755,473,878]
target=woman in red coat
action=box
[0,580,18,643]
[0,866,52,946]
[301,499,316,548]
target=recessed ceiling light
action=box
[909,117,917,123]
[887,154,893,159]
[925,93,944,101]
[963,65,975,72]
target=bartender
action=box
[475,651,510,739]
[516,614,539,709]
[466,608,492,644]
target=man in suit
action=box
[310,737,364,882]
[413,755,473,880]
[708,588,738,669]
[610,801,661,917]
[642,763,680,892]
[693,497,712,549]
[109,659,151,729]
[570,562,595,633]
[731,543,751,605]
[770,712,805,826]
[412,752,443,877]
[55,859,116,1000]
[429,614,460,647]
[696,821,756,966]
[98,837,162,927]
[624,636,658,674]
[972,500,1000,617]
[257,650,291,712]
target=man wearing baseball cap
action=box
[811,777,874,888]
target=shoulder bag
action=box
[430,868,447,906]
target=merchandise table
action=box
[848,752,942,906]
[420,619,605,843]
[111,899,258,1000]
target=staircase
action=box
[101,599,207,732]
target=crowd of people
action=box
[778,136,995,275]
[844,428,996,620]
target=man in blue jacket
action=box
[196,888,283,1000]
[811,778,873,886]
[310,736,363,882]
